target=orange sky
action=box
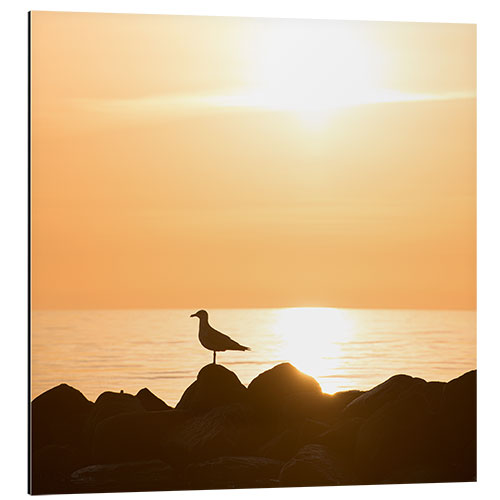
[30,12,476,310]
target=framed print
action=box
[29,11,476,495]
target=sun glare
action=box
[271,307,356,393]
[243,21,388,127]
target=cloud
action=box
[73,87,476,121]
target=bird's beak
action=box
[190,313,196,318]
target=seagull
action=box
[190,310,250,364]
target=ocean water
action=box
[31,308,476,407]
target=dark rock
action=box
[321,390,364,417]
[93,390,145,416]
[247,363,324,422]
[30,368,477,492]
[187,456,283,489]
[92,410,190,464]
[31,445,81,495]
[258,428,299,462]
[314,417,364,457]
[31,384,93,451]
[176,364,247,415]
[71,460,176,493]
[312,390,365,423]
[259,419,331,462]
[438,370,476,481]
[165,403,263,465]
[279,444,350,486]
[403,380,445,414]
[354,389,438,483]
[343,374,426,418]
[441,370,476,442]
[84,390,145,445]
[383,463,463,485]
[296,419,331,445]
[136,388,172,411]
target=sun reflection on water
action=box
[270,307,357,394]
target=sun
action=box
[270,307,357,392]
[242,20,388,127]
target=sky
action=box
[30,12,476,310]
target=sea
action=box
[30,308,476,407]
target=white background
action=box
[1,1,499,499]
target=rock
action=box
[439,370,476,481]
[403,380,445,414]
[383,463,461,485]
[71,460,176,493]
[31,445,81,495]
[314,417,364,458]
[343,374,426,418]
[441,370,476,442]
[92,410,190,464]
[313,390,365,423]
[31,384,93,451]
[176,364,247,415]
[323,390,365,415]
[136,388,172,411]
[279,444,350,486]
[258,428,299,462]
[165,403,263,465]
[93,390,145,416]
[30,368,477,492]
[84,390,145,445]
[247,363,324,421]
[354,389,438,483]
[296,419,331,445]
[259,419,331,462]
[186,456,283,489]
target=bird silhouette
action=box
[190,310,250,364]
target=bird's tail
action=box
[230,339,251,351]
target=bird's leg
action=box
[213,351,216,364]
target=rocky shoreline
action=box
[30,363,476,494]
